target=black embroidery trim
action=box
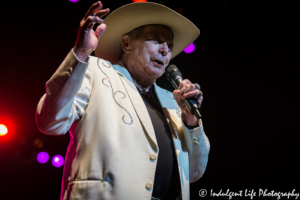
[97,59,133,125]
[102,78,109,87]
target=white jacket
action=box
[35,50,210,200]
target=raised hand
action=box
[74,1,110,61]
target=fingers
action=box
[180,86,197,99]
[173,79,203,111]
[177,80,203,100]
[178,79,191,90]
[180,83,195,98]
[81,2,110,31]
[95,23,107,38]
[184,84,196,94]
[184,89,199,99]
[173,85,190,101]
[96,8,110,18]
[83,15,104,30]
[84,1,103,19]
[173,90,179,100]
[196,96,203,108]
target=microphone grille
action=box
[165,64,179,74]
[165,64,182,82]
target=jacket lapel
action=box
[112,63,158,152]
[154,83,180,138]
[154,83,188,152]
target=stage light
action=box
[37,152,49,164]
[133,0,147,2]
[52,155,64,167]
[0,124,8,136]
[183,43,195,54]
[69,0,79,3]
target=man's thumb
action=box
[95,23,107,39]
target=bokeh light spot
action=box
[69,0,79,3]
[33,138,44,148]
[183,43,195,54]
[132,0,147,2]
[37,152,49,164]
[52,155,64,167]
[0,124,8,136]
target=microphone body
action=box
[165,65,201,119]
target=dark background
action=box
[0,0,299,199]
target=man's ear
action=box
[121,35,131,53]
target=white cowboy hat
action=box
[94,2,200,64]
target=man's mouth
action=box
[152,59,164,67]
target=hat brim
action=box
[94,2,200,64]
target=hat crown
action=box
[95,2,200,64]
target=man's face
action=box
[126,25,173,80]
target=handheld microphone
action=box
[165,64,201,119]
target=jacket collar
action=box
[112,61,176,109]
[112,62,178,151]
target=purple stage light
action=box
[183,43,195,54]
[52,155,64,167]
[69,0,79,3]
[37,152,49,164]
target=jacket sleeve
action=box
[182,119,210,183]
[35,49,93,135]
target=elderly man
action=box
[36,1,210,200]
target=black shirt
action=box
[138,85,181,200]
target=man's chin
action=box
[152,72,164,80]
[149,68,163,75]
[144,66,164,79]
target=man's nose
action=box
[159,42,169,56]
